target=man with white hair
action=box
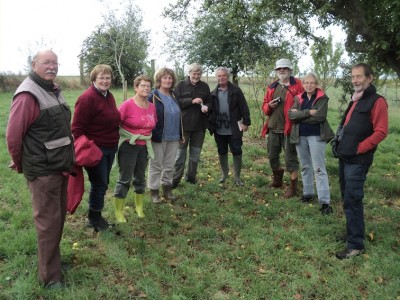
[172,63,211,188]
[208,67,251,186]
[262,58,304,198]
[6,49,74,288]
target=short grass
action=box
[0,84,399,299]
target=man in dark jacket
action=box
[335,63,388,259]
[172,63,210,188]
[6,49,74,288]
[208,67,251,186]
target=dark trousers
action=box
[214,133,243,156]
[339,159,370,250]
[267,131,298,172]
[28,174,68,284]
[114,142,148,197]
[85,146,117,211]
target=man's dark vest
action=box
[337,85,380,165]
[14,77,74,180]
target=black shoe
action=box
[336,248,364,259]
[185,178,197,184]
[88,210,113,232]
[320,204,333,215]
[300,195,314,202]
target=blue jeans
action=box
[339,159,370,250]
[296,136,330,204]
[85,146,117,211]
[214,133,243,156]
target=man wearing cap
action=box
[262,58,304,198]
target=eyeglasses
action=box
[138,84,151,89]
[275,67,290,71]
[39,61,59,67]
[97,76,112,81]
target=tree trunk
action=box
[123,80,128,101]
[232,68,239,86]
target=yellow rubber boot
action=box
[134,193,145,218]
[113,197,127,223]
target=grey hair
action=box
[302,72,320,86]
[188,63,203,74]
[215,66,230,77]
[31,49,57,63]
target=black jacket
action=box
[174,77,210,131]
[337,85,381,165]
[208,82,251,138]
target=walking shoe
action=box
[185,178,197,184]
[300,195,314,202]
[336,248,364,259]
[88,210,113,232]
[320,204,333,215]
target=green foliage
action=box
[164,0,300,85]
[172,0,400,78]
[0,72,25,92]
[80,0,149,87]
[310,32,344,91]
[266,0,400,77]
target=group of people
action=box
[261,59,388,260]
[262,58,335,214]
[6,49,388,289]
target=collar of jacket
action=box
[149,88,177,102]
[269,76,297,89]
[213,81,233,94]
[297,88,325,103]
[184,76,201,86]
[360,84,376,99]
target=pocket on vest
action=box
[44,136,72,166]
[44,136,71,149]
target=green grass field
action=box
[0,82,399,299]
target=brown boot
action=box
[284,178,298,198]
[269,169,284,188]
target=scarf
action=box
[351,90,364,102]
[29,71,60,94]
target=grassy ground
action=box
[0,84,399,299]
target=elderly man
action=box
[208,67,251,186]
[334,63,388,259]
[172,63,211,188]
[262,58,304,198]
[6,49,74,288]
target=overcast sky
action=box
[0,0,174,75]
[0,0,346,76]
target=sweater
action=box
[72,85,121,147]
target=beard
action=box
[277,73,290,83]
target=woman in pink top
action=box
[113,75,157,221]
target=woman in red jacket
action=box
[72,64,121,231]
